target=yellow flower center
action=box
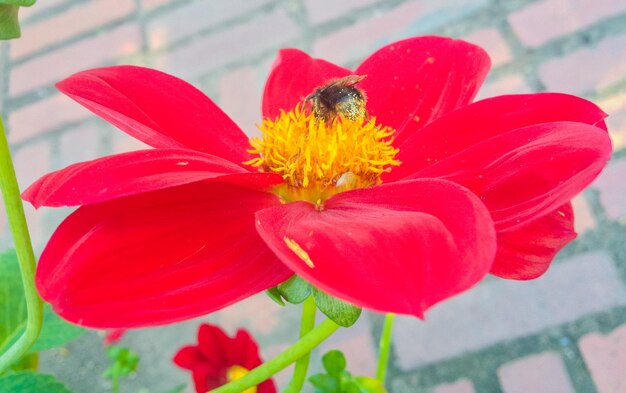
[226,365,256,393]
[245,104,400,203]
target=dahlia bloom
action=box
[24,36,611,328]
[173,324,276,393]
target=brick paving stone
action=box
[11,0,136,60]
[304,0,377,25]
[319,316,377,377]
[571,195,596,234]
[146,0,273,50]
[312,0,488,66]
[509,0,626,47]
[141,0,173,11]
[462,28,511,66]
[217,66,263,136]
[538,33,626,94]
[153,9,299,80]
[432,379,476,393]
[214,293,284,336]
[111,129,150,154]
[13,141,51,249]
[10,23,141,96]
[598,92,626,151]
[58,124,104,168]
[475,74,533,100]
[393,251,626,369]
[13,140,51,193]
[497,351,575,393]
[8,93,91,144]
[20,0,67,20]
[579,324,626,393]
[591,159,626,221]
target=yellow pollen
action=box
[244,104,400,202]
[283,236,315,268]
[226,365,257,393]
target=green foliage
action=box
[0,250,27,354]
[103,345,140,381]
[312,289,361,327]
[30,305,86,353]
[0,371,72,393]
[269,275,362,326]
[265,287,286,306]
[0,1,36,40]
[0,250,85,364]
[278,275,312,304]
[309,350,387,393]
[322,349,347,377]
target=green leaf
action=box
[322,350,346,377]
[309,374,340,393]
[312,289,361,327]
[354,377,387,393]
[30,304,86,352]
[309,350,389,393]
[103,345,139,380]
[0,1,36,6]
[0,1,35,40]
[0,5,20,39]
[0,371,72,393]
[0,250,85,355]
[277,275,312,304]
[342,379,364,393]
[265,287,285,306]
[0,250,27,354]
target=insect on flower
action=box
[304,74,368,122]
[23,36,612,328]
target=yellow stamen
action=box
[284,236,315,268]
[226,365,257,393]
[244,104,400,202]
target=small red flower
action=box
[24,36,612,328]
[104,329,126,345]
[173,324,276,393]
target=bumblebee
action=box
[305,75,367,123]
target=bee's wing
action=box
[326,74,367,89]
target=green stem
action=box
[0,116,43,373]
[210,318,340,393]
[283,296,317,393]
[376,313,395,383]
[111,376,120,393]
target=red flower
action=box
[173,324,276,393]
[24,36,611,328]
[103,329,126,345]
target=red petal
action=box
[231,330,263,369]
[356,36,490,145]
[197,324,230,367]
[255,179,496,317]
[36,182,292,328]
[103,329,126,345]
[492,203,576,279]
[23,149,284,208]
[57,66,250,163]
[258,378,278,393]
[389,93,609,181]
[410,121,611,231]
[173,346,205,370]
[192,363,222,393]
[262,49,351,119]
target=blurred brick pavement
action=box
[1,0,625,392]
